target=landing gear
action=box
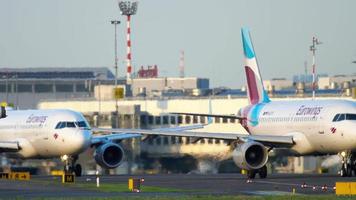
[61,155,82,177]
[247,165,267,179]
[247,170,256,179]
[340,151,356,177]
[258,165,267,179]
[74,164,82,177]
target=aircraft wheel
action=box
[74,164,82,177]
[247,170,256,179]
[340,166,347,177]
[347,164,352,177]
[258,166,267,179]
[64,165,72,174]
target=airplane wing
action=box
[92,127,294,148]
[0,141,19,151]
[170,112,244,120]
[91,124,205,145]
[91,133,142,145]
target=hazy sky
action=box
[1,0,356,88]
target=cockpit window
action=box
[66,122,76,128]
[346,114,356,120]
[75,121,90,129]
[332,113,356,122]
[337,114,345,121]
[55,121,91,129]
[55,122,65,129]
[332,114,340,122]
[55,121,77,129]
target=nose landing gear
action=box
[340,151,356,177]
[61,155,82,177]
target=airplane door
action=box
[318,115,325,135]
[316,115,327,151]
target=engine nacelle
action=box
[94,142,125,169]
[232,141,268,170]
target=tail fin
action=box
[241,28,270,105]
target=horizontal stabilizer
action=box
[170,112,244,120]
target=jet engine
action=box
[94,142,125,169]
[232,141,268,170]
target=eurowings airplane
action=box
[0,107,203,176]
[2,29,355,179]
[98,28,356,179]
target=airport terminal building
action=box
[0,67,209,109]
[0,67,118,108]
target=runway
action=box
[0,173,350,198]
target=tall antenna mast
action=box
[310,36,322,100]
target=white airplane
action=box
[0,107,203,176]
[98,28,356,179]
[2,28,355,179]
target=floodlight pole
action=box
[111,20,120,128]
[119,1,138,84]
[310,36,321,100]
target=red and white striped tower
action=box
[119,1,138,83]
[126,15,132,80]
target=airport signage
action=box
[51,170,64,176]
[9,172,30,181]
[62,174,75,183]
[0,172,30,180]
[0,173,9,179]
[113,88,124,99]
[128,178,144,192]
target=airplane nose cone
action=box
[70,129,91,154]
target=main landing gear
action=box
[340,151,356,177]
[247,165,267,179]
[61,155,82,177]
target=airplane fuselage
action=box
[0,109,91,159]
[241,99,356,155]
